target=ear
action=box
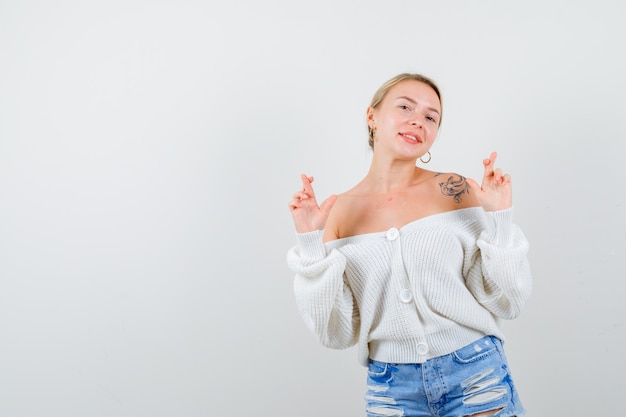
[366,106,376,130]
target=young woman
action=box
[287,73,532,417]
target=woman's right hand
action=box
[288,174,337,233]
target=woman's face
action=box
[367,80,441,158]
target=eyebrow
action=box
[395,96,441,115]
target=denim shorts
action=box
[365,336,525,417]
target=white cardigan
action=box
[286,207,532,367]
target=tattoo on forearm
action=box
[436,173,470,203]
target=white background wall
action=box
[0,1,624,416]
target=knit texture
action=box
[286,207,532,367]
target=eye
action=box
[426,115,438,124]
[399,104,412,111]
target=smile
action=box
[400,133,422,143]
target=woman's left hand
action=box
[467,152,513,212]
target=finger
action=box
[292,190,310,201]
[494,168,503,182]
[502,173,512,185]
[483,152,497,168]
[300,173,316,197]
[288,199,301,210]
[488,151,497,166]
[481,151,497,181]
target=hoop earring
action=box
[368,128,376,148]
[420,151,432,164]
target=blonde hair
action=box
[368,73,443,148]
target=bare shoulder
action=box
[323,183,373,241]
[323,191,353,242]
[430,171,480,209]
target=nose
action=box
[410,118,423,128]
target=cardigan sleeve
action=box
[286,230,360,350]
[464,208,533,320]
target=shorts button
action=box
[416,342,429,355]
[386,228,399,240]
[399,289,413,303]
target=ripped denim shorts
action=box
[365,336,525,417]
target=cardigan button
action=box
[399,289,413,303]
[386,227,399,240]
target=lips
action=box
[399,132,423,143]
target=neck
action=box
[363,154,424,194]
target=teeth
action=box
[402,134,418,141]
